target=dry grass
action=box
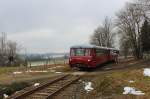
[0,67,19,75]
[0,64,68,85]
[84,68,150,99]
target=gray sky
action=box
[0,0,129,53]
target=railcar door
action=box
[108,50,113,61]
[95,48,106,66]
[105,49,110,62]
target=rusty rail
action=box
[7,74,80,99]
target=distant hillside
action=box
[21,53,69,61]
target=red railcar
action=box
[69,45,119,69]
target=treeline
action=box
[0,32,23,66]
[90,0,150,59]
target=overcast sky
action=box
[0,0,129,53]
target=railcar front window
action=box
[71,49,90,56]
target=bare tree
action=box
[90,26,104,46]
[103,17,114,47]
[137,0,150,11]
[7,41,17,62]
[0,32,7,66]
[0,32,7,55]
[119,30,131,58]
[0,32,22,66]
[116,3,145,59]
[90,17,114,47]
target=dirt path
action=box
[68,57,149,76]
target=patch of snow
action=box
[55,72,62,74]
[123,87,145,95]
[48,67,57,69]
[78,79,82,82]
[48,66,63,70]
[55,66,63,68]
[129,61,138,65]
[105,68,111,70]
[72,72,86,75]
[34,83,40,86]
[26,70,48,73]
[129,63,135,65]
[50,70,56,72]
[15,91,19,93]
[3,94,8,98]
[13,71,22,74]
[84,82,94,93]
[143,68,150,77]
[129,80,135,83]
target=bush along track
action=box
[0,82,30,99]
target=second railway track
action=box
[7,74,80,99]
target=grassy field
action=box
[91,69,148,98]
[0,64,68,98]
[80,59,150,99]
[0,67,19,75]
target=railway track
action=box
[7,74,80,99]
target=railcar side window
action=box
[71,48,90,56]
[96,49,104,56]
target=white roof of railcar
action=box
[70,44,119,51]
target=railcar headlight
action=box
[88,59,91,62]
[69,58,72,61]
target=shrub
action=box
[0,82,30,98]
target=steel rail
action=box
[7,74,80,99]
[7,74,68,99]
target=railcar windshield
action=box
[70,48,91,56]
